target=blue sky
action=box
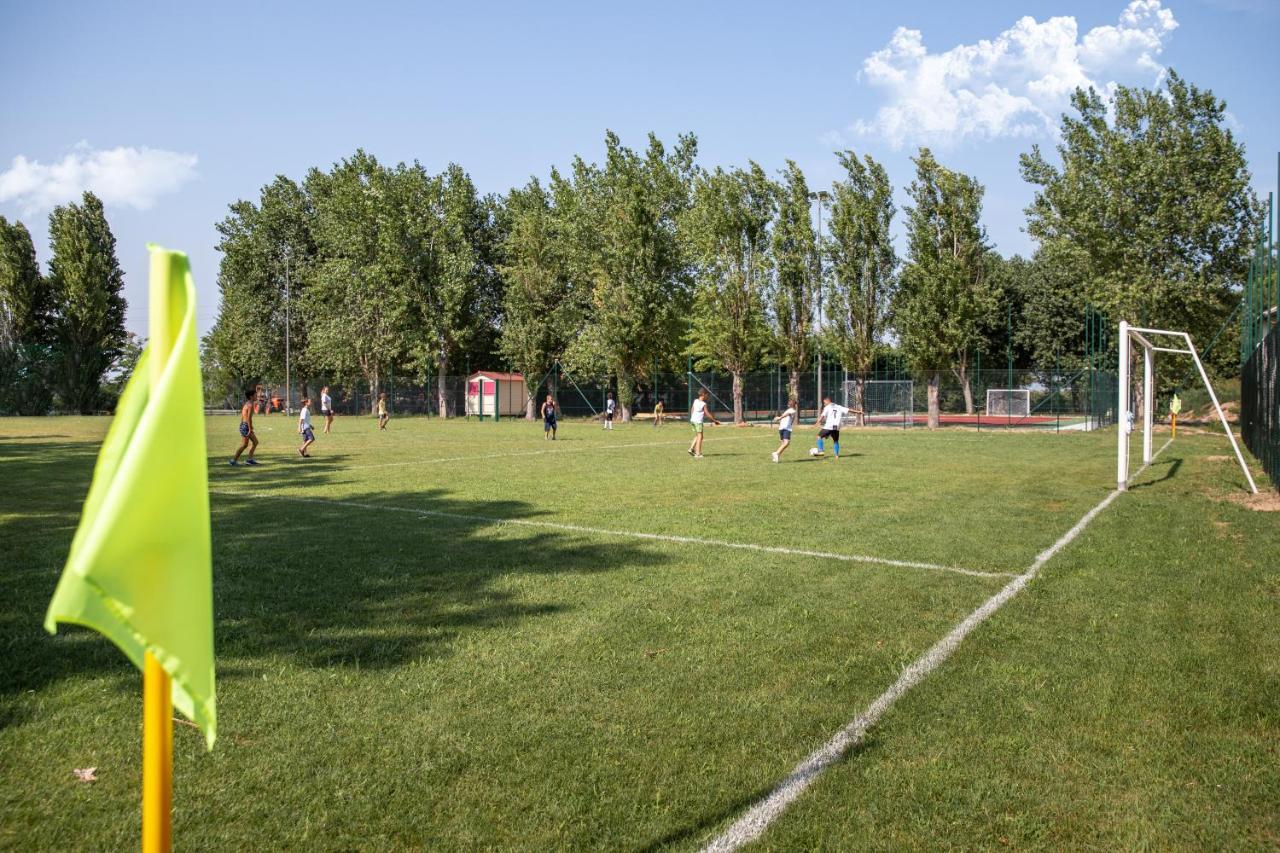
[2,0,1277,336]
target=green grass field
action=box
[2,415,1277,850]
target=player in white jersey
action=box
[686,389,720,458]
[603,392,617,429]
[811,395,857,459]
[297,398,316,457]
[771,398,798,462]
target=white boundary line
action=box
[207,491,1011,580]
[701,438,1175,852]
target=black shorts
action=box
[544,418,557,431]
[605,411,614,421]
[818,427,840,442]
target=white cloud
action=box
[837,0,1178,149]
[0,142,198,214]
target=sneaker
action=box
[694,454,704,459]
[228,459,238,466]
[771,452,779,463]
[245,458,260,466]
[687,448,695,456]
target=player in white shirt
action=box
[686,389,720,458]
[811,394,857,459]
[771,398,798,462]
[297,398,316,458]
[603,392,617,430]
[320,386,335,434]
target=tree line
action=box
[0,73,1259,422]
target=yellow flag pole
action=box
[142,249,177,853]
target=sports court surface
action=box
[2,415,1277,849]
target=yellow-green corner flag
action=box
[45,245,216,749]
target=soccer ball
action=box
[809,447,822,457]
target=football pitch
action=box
[2,415,1277,850]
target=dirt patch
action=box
[1205,455,1231,462]
[1226,490,1280,512]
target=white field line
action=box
[206,491,1010,580]
[701,437,1175,852]
[343,433,762,470]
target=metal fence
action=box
[240,364,1120,432]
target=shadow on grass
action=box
[1129,456,1182,490]
[1,436,663,716]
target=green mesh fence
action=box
[1240,160,1279,491]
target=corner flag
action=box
[44,246,216,750]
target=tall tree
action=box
[304,150,414,409]
[209,176,314,401]
[770,160,819,402]
[0,216,53,414]
[685,164,775,423]
[1020,71,1259,364]
[46,192,128,414]
[419,163,500,417]
[565,131,698,420]
[497,178,573,418]
[894,149,991,427]
[823,151,896,424]
[0,217,50,347]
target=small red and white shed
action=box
[465,371,526,419]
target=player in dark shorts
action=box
[603,392,616,430]
[231,388,260,466]
[541,394,558,441]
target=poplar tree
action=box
[46,192,128,414]
[0,216,53,413]
[497,178,573,417]
[824,151,896,424]
[685,164,775,423]
[895,150,991,427]
[770,161,819,402]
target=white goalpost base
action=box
[1116,321,1257,493]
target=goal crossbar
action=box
[1117,322,1257,493]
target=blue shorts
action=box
[302,427,314,442]
[779,429,792,440]
[239,421,250,438]
[544,418,557,431]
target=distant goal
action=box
[844,379,914,426]
[986,388,1030,418]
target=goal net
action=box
[986,388,1030,418]
[845,379,913,426]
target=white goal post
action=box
[986,388,1030,417]
[1117,321,1257,493]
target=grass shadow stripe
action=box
[207,490,1005,579]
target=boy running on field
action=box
[377,392,389,430]
[813,394,855,459]
[603,392,616,430]
[231,388,260,466]
[320,385,335,433]
[771,398,798,463]
[541,393,558,440]
[687,389,720,458]
[298,397,316,457]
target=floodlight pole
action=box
[1117,320,1130,491]
[810,190,829,411]
[284,247,292,415]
